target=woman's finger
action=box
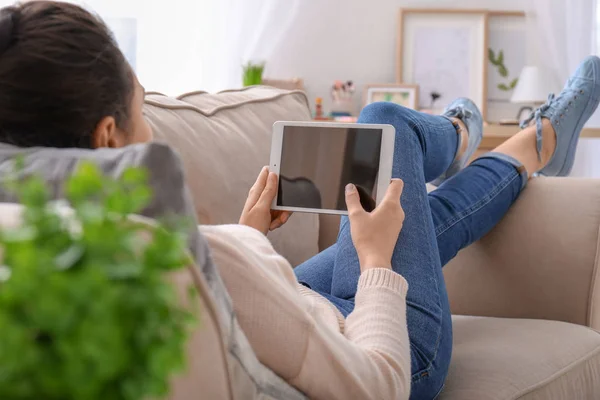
[345,183,364,217]
[244,166,269,211]
[257,172,278,209]
[269,210,293,231]
[269,220,282,231]
[380,179,404,210]
[280,211,292,224]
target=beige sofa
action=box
[143,87,600,399]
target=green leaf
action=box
[498,83,510,91]
[54,244,85,270]
[510,78,519,89]
[498,50,504,64]
[66,162,104,205]
[0,265,11,282]
[488,48,496,63]
[14,155,25,172]
[121,167,148,186]
[499,65,508,78]
[105,262,143,279]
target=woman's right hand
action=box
[345,179,405,271]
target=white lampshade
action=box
[510,66,556,104]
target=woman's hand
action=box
[345,179,405,271]
[239,166,293,235]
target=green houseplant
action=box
[489,48,519,92]
[242,61,265,86]
[0,162,197,400]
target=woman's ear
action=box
[91,116,123,149]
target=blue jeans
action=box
[295,103,528,400]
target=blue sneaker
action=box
[520,56,600,176]
[431,98,483,186]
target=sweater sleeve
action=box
[200,224,411,400]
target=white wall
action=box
[265,0,532,116]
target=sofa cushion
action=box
[143,86,319,267]
[440,316,600,400]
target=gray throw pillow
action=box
[0,142,191,221]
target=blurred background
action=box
[3,0,599,175]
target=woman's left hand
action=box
[239,166,293,235]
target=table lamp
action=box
[511,66,557,121]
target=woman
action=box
[0,2,598,399]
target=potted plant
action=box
[0,162,197,400]
[242,61,265,87]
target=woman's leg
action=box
[431,155,526,267]
[294,244,337,294]
[431,114,558,266]
[298,121,549,299]
[326,102,458,400]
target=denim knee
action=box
[360,102,413,124]
[359,102,425,155]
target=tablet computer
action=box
[270,121,396,215]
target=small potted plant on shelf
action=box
[242,61,266,87]
[0,161,197,400]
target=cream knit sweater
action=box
[200,224,411,400]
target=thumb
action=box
[382,179,404,205]
[345,183,364,215]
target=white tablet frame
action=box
[270,121,396,216]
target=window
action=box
[67,0,216,95]
[105,18,137,71]
[0,0,294,95]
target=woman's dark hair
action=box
[0,1,133,148]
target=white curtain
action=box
[64,0,299,95]
[528,0,597,90]
[528,0,600,176]
[201,0,301,92]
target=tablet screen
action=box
[277,125,383,212]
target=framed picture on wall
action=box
[486,11,527,123]
[397,9,488,117]
[363,84,419,109]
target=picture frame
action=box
[363,84,419,110]
[397,9,488,117]
[486,11,527,123]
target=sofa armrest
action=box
[444,178,600,329]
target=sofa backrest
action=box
[143,86,319,267]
